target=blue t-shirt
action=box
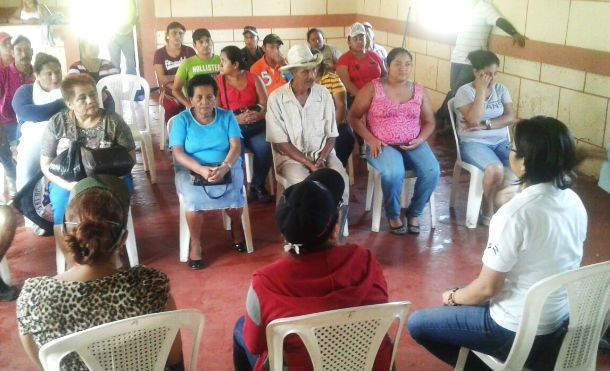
[454,82,511,145]
[169,107,242,165]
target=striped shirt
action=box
[319,72,346,95]
[68,59,119,83]
[451,1,501,65]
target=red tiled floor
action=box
[0,119,608,370]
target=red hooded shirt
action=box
[243,244,390,371]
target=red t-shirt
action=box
[153,45,196,76]
[335,51,384,91]
[243,244,391,371]
[216,71,258,111]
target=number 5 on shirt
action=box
[260,71,272,86]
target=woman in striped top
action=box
[314,56,354,166]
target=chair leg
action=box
[450,162,462,208]
[267,171,275,196]
[179,195,190,262]
[142,134,157,184]
[347,155,354,186]
[125,208,139,266]
[158,105,166,151]
[0,256,12,286]
[465,170,484,229]
[56,245,66,274]
[241,186,254,253]
[365,167,374,211]
[222,211,231,230]
[371,171,383,232]
[244,152,253,184]
[454,347,470,371]
[0,165,5,196]
[429,192,437,229]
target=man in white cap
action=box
[266,44,349,205]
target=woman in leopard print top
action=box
[16,177,182,370]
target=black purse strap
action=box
[222,75,230,111]
[202,183,230,199]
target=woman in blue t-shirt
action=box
[453,50,517,226]
[169,74,245,270]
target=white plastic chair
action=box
[167,118,254,260]
[448,98,484,228]
[56,208,139,274]
[270,145,349,237]
[154,71,168,151]
[38,309,205,371]
[96,75,157,184]
[0,256,12,286]
[365,163,436,233]
[455,261,610,371]
[266,301,411,371]
[0,165,5,197]
[243,149,275,196]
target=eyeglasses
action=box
[62,218,122,234]
[505,144,517,153]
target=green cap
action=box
[69,175,131,215]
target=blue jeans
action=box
[366,142,439,220]
[233,316,259,371]
[240,129,272,190]
[50,176,134,224]
[460,139,510,171]
[407,303,567,371]
[108,30,137,75]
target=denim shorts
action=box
[460,139,511,171]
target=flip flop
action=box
[390,224,407,235]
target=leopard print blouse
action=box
[17,266,169,371]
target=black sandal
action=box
[407,224,420,235]
[390,224,407,235]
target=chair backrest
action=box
[96,75,151,131]
[502,261,610,371]
[266,301,411,371]
[447,98,463,163]
[167,115,176,136]
[39,309,205,371]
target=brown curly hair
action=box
[63,188,125,265]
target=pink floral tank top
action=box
[366,78,423,144]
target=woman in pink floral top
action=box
[348,48,439,235]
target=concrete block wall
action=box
[356,0,610,178]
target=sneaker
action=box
[251,186,272,203]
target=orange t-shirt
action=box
[250,56,288,95]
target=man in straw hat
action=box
[266,44,349,205]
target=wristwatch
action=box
[485,119,492,130]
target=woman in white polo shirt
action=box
[407,116,587,370]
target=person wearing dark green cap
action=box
[16,175,183,371]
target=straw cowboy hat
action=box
[279,44,324,72]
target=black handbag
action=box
[48,141,86,182]
[189,164,232,199]
[80,146,135,177]
[12,170,54,235]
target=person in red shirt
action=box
[335,22,387,157]
[233,168,391,371]
[250,34,289,95]
[0,35,34,195]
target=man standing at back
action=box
[240,26,264,71]
[172,28,220,107]
[250,34,289,96]
[0,35,34,196]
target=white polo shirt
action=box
[482,182,587,334]
[451,1,501,65]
